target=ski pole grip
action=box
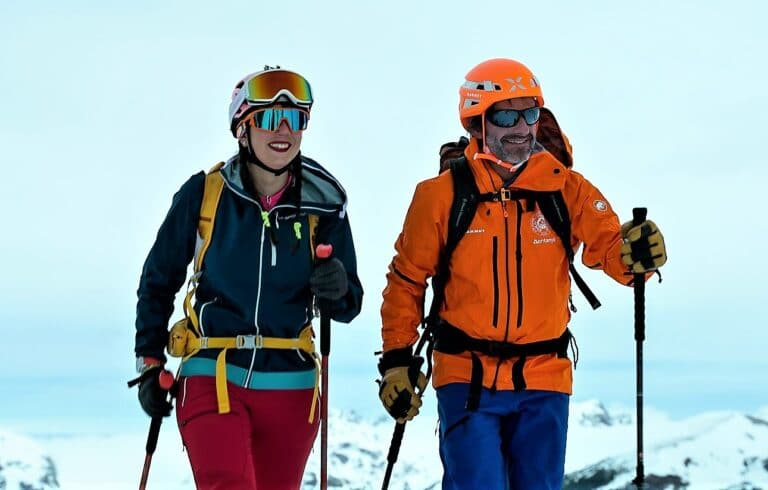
[158,369,175,390]
[316,244,333,261]
[631,207,647,342]
[632,207,647,227]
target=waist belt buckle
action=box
[487,341,515,360]
[236,335,263,349]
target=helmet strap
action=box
[477,116,527,173]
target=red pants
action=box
[176,376,319,490]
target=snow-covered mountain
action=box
[0,429,58,489]
[564,404,768,489]
[301,401,768,490]
[2,401,767,489]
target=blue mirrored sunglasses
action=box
[245,107,310,132]
[486,107,541,127]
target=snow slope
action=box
[2,401,768,489]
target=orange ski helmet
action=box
[459,58,544,130]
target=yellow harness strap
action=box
[184,326,320,420]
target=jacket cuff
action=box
[377,346,414,375]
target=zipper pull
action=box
[501,201,508,218]
[293,221,302,240]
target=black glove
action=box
[310,257,348,300]
[137,367,173,418]
[377,348,427,423]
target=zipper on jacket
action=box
[245,220,268,387]
[271,218,279,266]
[492,236,499,327]
[502,201,512,342]
[271,241,277,267]
[515,200,524,328]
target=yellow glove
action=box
[620,219,667,273]
[378,362,427,423]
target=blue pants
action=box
[437,383,569,490]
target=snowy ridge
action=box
[565,410,768,489]
[2,401,768,489]
[0,428,58,489]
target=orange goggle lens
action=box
[243,70,313,107]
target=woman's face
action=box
[243,109,303,169]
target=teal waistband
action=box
[180,357,316,390]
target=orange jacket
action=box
[381,135,630,395]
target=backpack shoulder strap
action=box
[308,213,320,261]
[183,162,225,337]
[194,162,226,273]
[426,156,479,324]
[534,191,574,261]
[446,156,480,254]
[534,191,601,310]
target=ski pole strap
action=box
[181,325,320,422]
[433,321,573,409]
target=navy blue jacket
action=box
[135,154,363,379]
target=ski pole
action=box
[138,369,175,490]
[315,243,334,490]
[630,207,647,489]
[381,355,426,490]
[381,422,406,490]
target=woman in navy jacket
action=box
[133,67,363,489]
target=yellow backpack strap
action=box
[195,162,226,273]
[185,162,225,337]
[308,213,319,261]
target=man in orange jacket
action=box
[377,58,667,489]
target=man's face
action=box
[483,97,539,165]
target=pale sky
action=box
[1,0,766,422]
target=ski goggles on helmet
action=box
[241,70,313,107]
[243,107,310,132]
[486,107,541,127]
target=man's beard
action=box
[487,135,535,165]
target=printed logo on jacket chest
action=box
[276,211,307,221]
[531,211,557,245]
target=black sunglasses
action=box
[486,107,541,127]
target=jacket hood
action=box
[537,108,573,168]
[220,154,348,217]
